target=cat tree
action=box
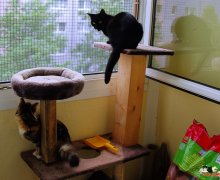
[11,67,85,163]
[94,42,174,179]
[11,45,173,180]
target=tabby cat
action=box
[15,98,79,167]
[88,9,143,84]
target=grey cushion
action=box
[11,67,85,100]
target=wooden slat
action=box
[40,100,57,163]
[93,42,174,55]
[21,139,149,180]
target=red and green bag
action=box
[167,120,220,180]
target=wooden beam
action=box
[113,54,148,146]
[40,100,57,163]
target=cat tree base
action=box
[20,136,149,180]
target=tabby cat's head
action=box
[88,9,107,31]
[15,98,39,124]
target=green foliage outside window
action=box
[0,0,66,82]
[0,0,133,82]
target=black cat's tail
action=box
[59,144,80,167]
[105,47,122,84]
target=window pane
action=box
[151,0,220,90]
[0,0,133,83]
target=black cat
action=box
[15,98,79,167]
[88,9,143,84]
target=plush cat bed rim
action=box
[11,67,85,100]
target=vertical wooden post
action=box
[40,100,57,163]
[113,54,148,180]
[113,54,148,146]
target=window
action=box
[150,0,220,92]
[156,4,162,13]
[171,6,176,14]
[77,22,89,33]
[58,22,65,31]
[54,0,68,8]
[185,7,189,15]
[78,0,89,10]
[185,7,196,15]
[0,0,134,83]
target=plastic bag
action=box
[166,120,220,180]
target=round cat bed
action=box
[11,67,85,100]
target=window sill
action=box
[146,68,220,104]
[0,73,150,111]
[0,73,148,111]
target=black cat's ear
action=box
[100,9,105,14]
[87,13,93,17]
[31,102,38,112]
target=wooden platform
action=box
[93,42,174,55]
[21,138,149,180]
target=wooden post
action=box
[113,54,147,180]
[113,54,148,146]
[40,100,57,163]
